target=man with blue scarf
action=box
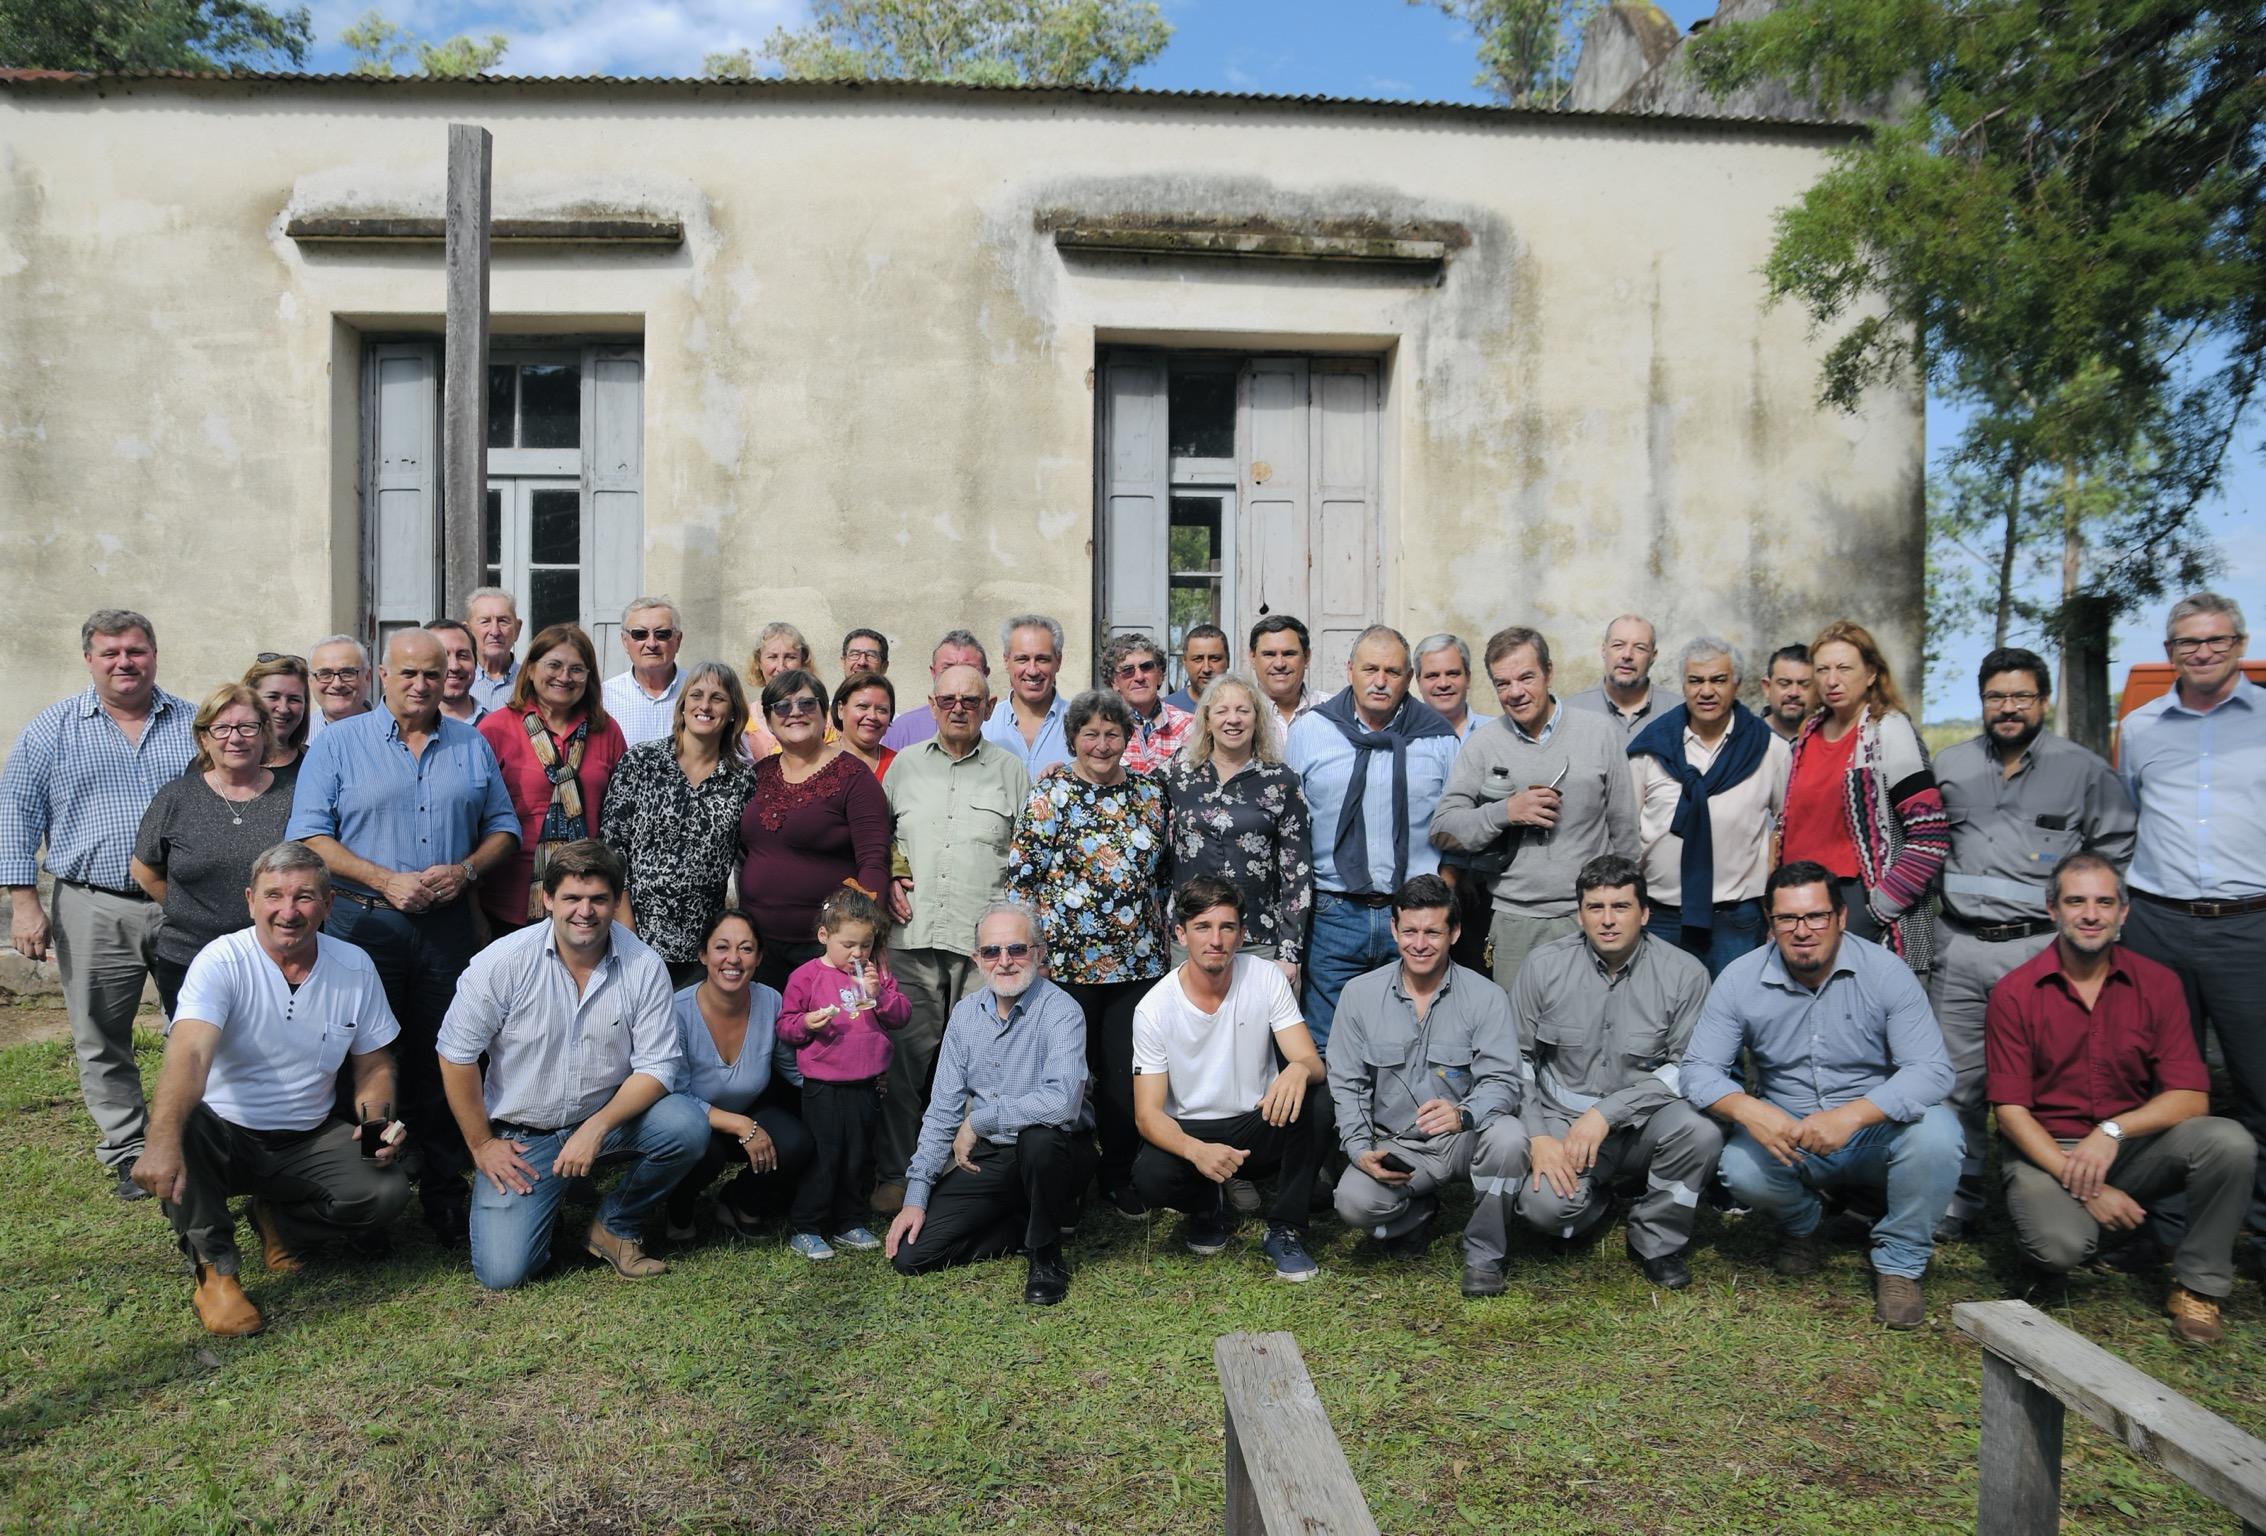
[1283,626,1461,1055]
[1627,639,1789,978]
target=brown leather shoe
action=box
[192,1263,264,1336]
[1873,1272,1925,1330]
[247,1198,303,1274]
[870,1181,906,1217]
[585,1221,668,1279]
[1774,1229,1828,1276]
[2166,1283,2223,1345]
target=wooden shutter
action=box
[1308,358,1381,680]
[1239,357,1313,661]
[1098,351,1171,664]
[367,342,439,652]
[582,344,645,658]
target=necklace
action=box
[210,774,266,825]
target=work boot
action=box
[247,1198,303,1275]
[1629,1239,1692,1291]
[1460,1262,1506,1299]
[1023,1244,1070,1306]
[1774,1229,1828,1276]
[2166,1283,2223,1346]
[1873,1272,1925,1330]
[584,1220,668,1279]
[191,1263,264,1336]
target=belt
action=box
[331,887,387,910]
[1320,890,1394,909]
[64,879,152,903]
[1943,912,2056,943]
[492,1119,564,1139]
[2132,888,2266,919]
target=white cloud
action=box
[308,0,807,78]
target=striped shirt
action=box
[0,687,197,889]
[600,667,685,749]
[903,978,1091,1209]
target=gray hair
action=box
[755,621,811,661]
[1413,633,1472,673]
[622,594,681,628]
[82,608,155,654]
[466,586,518,614]
[973,899,1043,952]
[1351,623,1411,664]
[1064,687,1136,740]
[310,633,370,669]
[247,840,331,893]
[932,628,990,671]
[1101,632,1168,680]
[2165,591,2247,641]
[1001,613,1065,661]
[1677,636,1744,684]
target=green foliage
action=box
[750,0,1171,88]
[0,0,310,71]
[340,9,505,78]
[1418,0,1601,106]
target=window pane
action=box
[520,364,581,449]
[529,567,580,636]
[1168,370,1235,460]
[1167,494,1225,673]
[483,488,503,566]
[1169,497,1222,574]
[487,365,515,449]
[529,488,580,565]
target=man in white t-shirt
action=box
[1130,875,1328,1282]
[132,842,411,1336]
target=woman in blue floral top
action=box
[1007,689,1167,1213]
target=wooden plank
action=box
[1977,1351,2063,1536]
[1213,1332,1378,1536]
[441,123,492,625]
[287,215,683,244]
[1223,1403,1263,1536]
[1953,1301,2266,1529]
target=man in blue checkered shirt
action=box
[2,609,196,1200]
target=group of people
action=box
[3,588,2257,1345]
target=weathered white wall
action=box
[0,78,1920,746]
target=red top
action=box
[872,747,897,781]
[1780,723,1860,877]
[476,707,628,925]
[1983,942,2208,1138]
[735,751,892,950]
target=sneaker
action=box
[1106,1185,1148,1220]
[1774,1229,1828,1277]
[114,1160,150,1203]
[1224,1177,1262,1216]
[788,1232,836,1261]
[832,1225,882,1252]
[1262,1224,1319,1283]
[1872,1272,1925,1330]
[2166,1283,2224,1345]
[1184,1211,1232,1256]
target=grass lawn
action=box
[2,1033,2260,1536]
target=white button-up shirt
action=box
[601,666,685,749]
[1630,723,1791,905]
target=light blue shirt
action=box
[469,662,518,714]
[601,667,684,749]
[1451,710,1496,741]
[904,978,1090,1209]
[981,693,1070,780]
[1283,702,1458,892]
[2119,676,2266,900]
[284,710,518,897]
[1681,931,1953,1125]
[0,687,196,888]
[670,982,781,1118]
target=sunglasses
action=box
[254,651,305,665]
[976,943,1034,961]
[1113,658,1162,679]
[770,696,823,718]
[934,694,986,712]
[625,627,678,642]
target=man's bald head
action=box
[932,663,991,749]
[381,628,446,726]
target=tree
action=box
[1690,1,2264,744]
[341,10,506,77]
[1417,0,1601,106]
[0,0,311,72]
[740,0,1170,89]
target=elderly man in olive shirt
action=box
[874,663,1031,1214]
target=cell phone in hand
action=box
[1378,1150,1415,1174]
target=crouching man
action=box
[133,841,412,1335]
[1328,874,1528,1298]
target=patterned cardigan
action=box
[1786,706,1947,972]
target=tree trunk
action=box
[1994,457,2025,648]
[2054,460,2081,737]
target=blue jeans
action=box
[1302,894,1397,1057]
[1645,899,1768,979]
[1716,1103,1964,1278]
[469,1093,709,1290]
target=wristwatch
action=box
[460,861,480,886]
[1457,1106,1476,1133]
[2098,1119,2124,1142]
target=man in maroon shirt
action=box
[1986,853,2254,1344]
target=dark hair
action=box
[1766,861,1844,910]
[1767,644,1811,673]
[841,628,890,667]
[1248,614,1311,654]
[1483,626,1552,673]
[1172,875,1246,927]
[2047,851,2126,905]
[540,839,625,896]
[1390,873,1457,919]
[1064,688,1136,740]
[817,886,886,940]
[700,908,760,953]
[1574,854,1647,910]
[831,669,897,728]
[508,624,612,731]
[1978,646,2052,698]
[424,617,475,646]
[1181,623,1228,653]
[760,667,827,720]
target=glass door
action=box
[484,478,586,637]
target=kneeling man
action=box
[133,841,412,1335]
[1988,853,2254,1345]
[1682,861,1961,1329]
[438,840,704,1290]
[1131,876,1328,1282]
[888,901,1094,1304]
[1329,874,1528,1298]
[1510,855,1719,1289]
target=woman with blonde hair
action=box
[478,623,629,932]
[241,652,312,773]
[744,622,824,757]
[1779,620,1947,970]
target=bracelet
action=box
[738,1127,761,1145]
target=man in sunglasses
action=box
[1105,633,1193,775]
[1681,861,1960,1329]
[872,664,1030,1217]
[886,901,1094,1305]
[601,597,686,748]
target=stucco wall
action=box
[0,79,1920,747]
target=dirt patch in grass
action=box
[0,1005,74,1049]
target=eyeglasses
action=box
[771,696,822,718]
[1113,659,1162,679]
[934,694,985,712]
[1771,911,1838,932]
[2169,633,2244,657]
[1981,690,2043,707]
[203,722,262,739]
[254,652,304,665]
[845,650,884,665]
[537,662,590,680]
[624,627,677,642]
[976,943,1034,961]
[311,667,364,683]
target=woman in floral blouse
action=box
[1160,672,1311,991]
[1007,689,1168,1215]
[604,660,758,986]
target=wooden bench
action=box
[1952,1299,2266,1535]
[1214,1332,1379,1535]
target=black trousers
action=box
[1130,1089,1326,1232]
[1060,978,1150,1193]
[664,1105,815,1222]
[152,953,191,1022]
[1447,875,1495,975]
[890,1125,1095,1275]
[164,1106,412,1275]
[793,1079,878,1235]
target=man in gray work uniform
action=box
[1929,647,2134,1239]
[1510,855,1719,1290]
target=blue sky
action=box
[300,0,2260,715]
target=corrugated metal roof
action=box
[0,67,1861,132]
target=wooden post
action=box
[2055,593,2114,756]
[1977,1351,2064,1536]
[1213,1332,1378,1536]
[441,123,492,623]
